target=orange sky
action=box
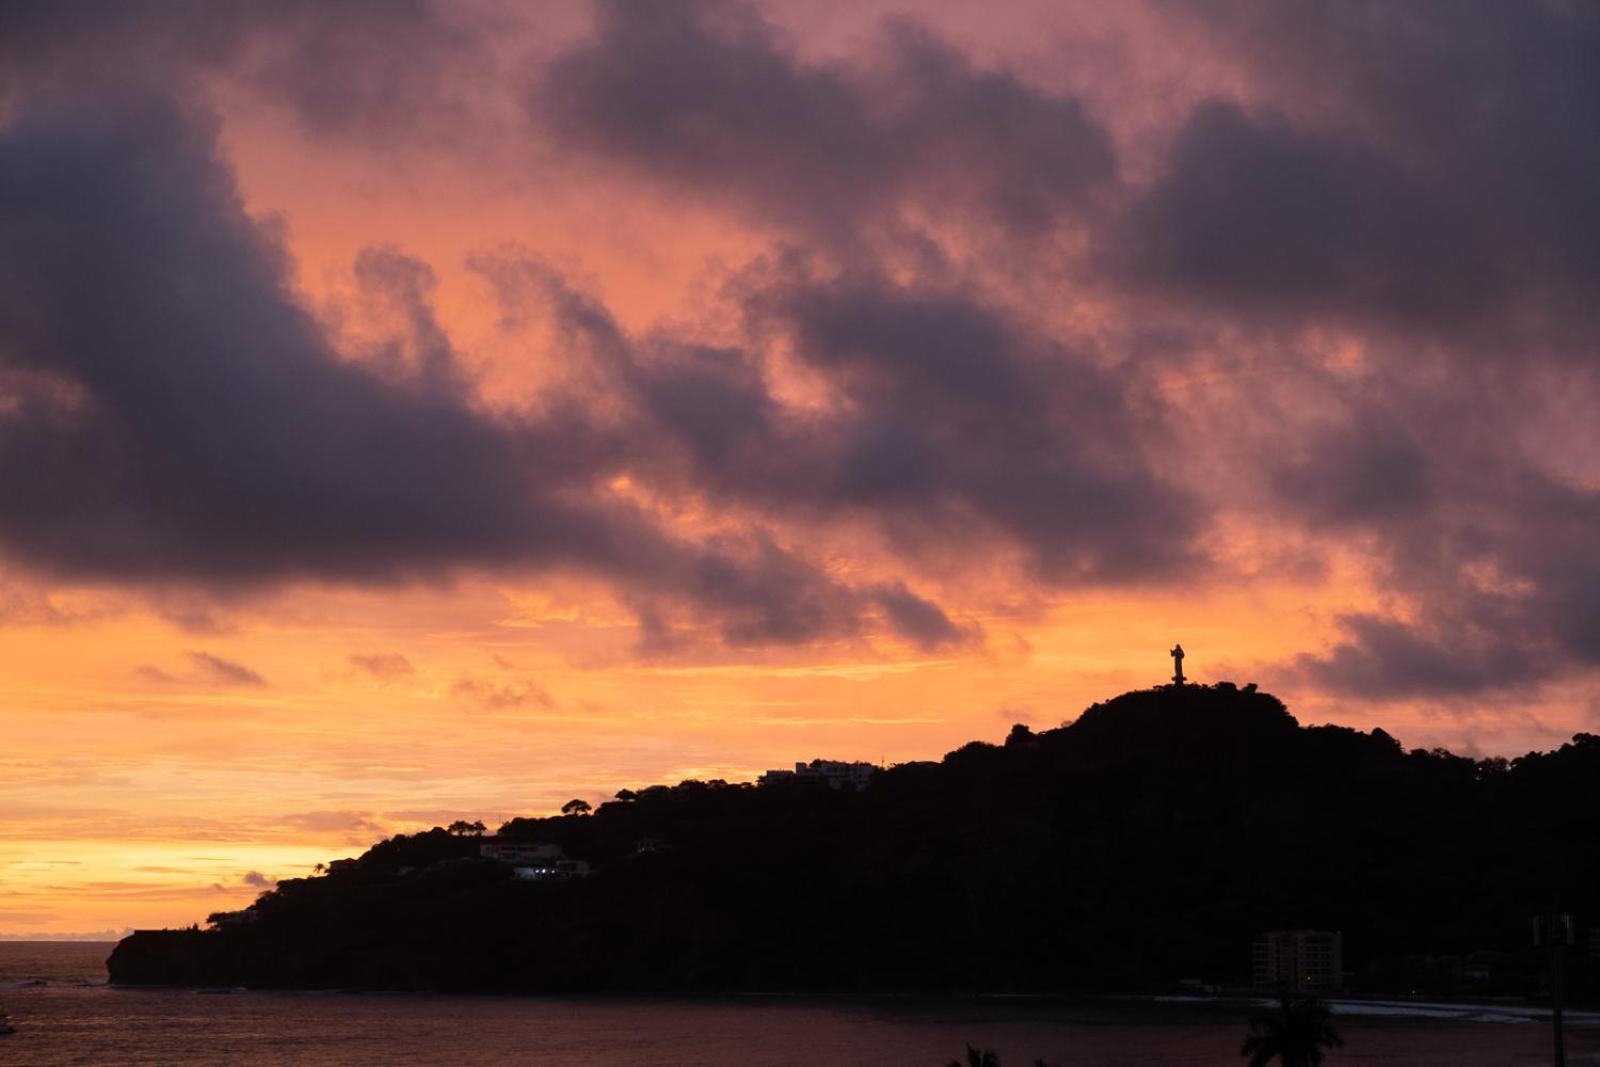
[2,0,1596,936]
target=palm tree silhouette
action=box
[1240,997,1344,1067]
[948,1046,1000,1067]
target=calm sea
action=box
[0,941,1594,1066]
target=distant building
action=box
[480,840,564,865]
[1252,930,1343,994]
[326,858,359,874]
[512,859,592,882]
[759,759,877,791]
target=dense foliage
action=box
[109,684,1599,997]
[1241,998,1344,1067]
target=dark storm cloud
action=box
[1109,2,1600,699]
[0,86,963,653]
[684,532,855,646]
[350,247,463,393]
[779,278,1035,419]
[526,254,1200,586]
[516,1,1216,587]
[1296,614,1546,702]
[763,272,1200,582]
[271,0,1600,701]
[618,521,974,653]
[1120,101,1502,329]
[5,0,1595,696]
[0,89,546,584]
[1287,417,1600,700]
[0,0,488,140]
[1270,416,1435,528]
[626,342,778,477]
[1138,1,1600,345]
[537,0,1115,235]
[871,582,972,652]
[1477,478,1600,671]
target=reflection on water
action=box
[2,942,1594,1066]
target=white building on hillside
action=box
[512,859,592,882]
[480,840,565,865]
[759,758,878,791]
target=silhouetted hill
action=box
[108,683,1600,997]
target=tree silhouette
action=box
[1240,997,1344,1067]
[106,687,1600,998]
[948,1046,1000,1067]
[446,819,486,836]
[561,798,592,816]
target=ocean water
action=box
[1,942,1595,1066]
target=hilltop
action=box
[108,683,1600,997]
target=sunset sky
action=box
[1,0,1597,937]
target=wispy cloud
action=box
[347,652,415,681]
[187,651,266,687]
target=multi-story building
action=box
[759,758,878,790]
[480,840,565,865]
[1252,930,1343,993]
[512,859,592,882]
